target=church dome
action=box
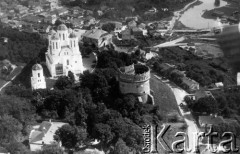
[69,32,77,38]
[32,64,43,71]
[51,33,60,40]
[57,24,68,31]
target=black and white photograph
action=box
[0,0,239,153]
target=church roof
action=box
[32,64,43,71]
[51,33,60,40]
[48,29,56,35]
[82,29,108,40]
[57,24,68,31]
[69,32,77,38]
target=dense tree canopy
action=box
[0,23,47,63]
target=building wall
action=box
[31,68,46,90]
[119,80,150,95]
[118,65,150,96]
[46,27,83,78]
[30,144,43,152]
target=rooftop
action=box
[29,121,67,145]
[57,24,68,31]
[182,76,199,86]
[69,32,77,38]
[82,29,108,40]
[32,64,43,71]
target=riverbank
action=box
[169,0,202,30]
[202,0,239,20]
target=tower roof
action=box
[32,64,43,71]
[69,32,77,38]
[57,24,68,31]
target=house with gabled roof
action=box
[82,29,112,47]
[29,120,67,151]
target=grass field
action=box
[150,73,180,118]
[156,122,187,154]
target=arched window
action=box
[56,42,58,49]
[59,33,61,39]
[63,34,65,40]
[38,73,40,77]
[67,59,69,65]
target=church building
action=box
[45,24,84,78]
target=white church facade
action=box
[45,24,84,78]
[31,64,46,90]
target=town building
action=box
[114,22,123,32]
[29,120,67,151]
[121,28,133,40]
[187,90,214,101]
[71,6,85,15]
[0,15,8,23]
[56,8,69,16]
[237,73,240,86]
[84,16,96,26]
[31,64,46,90]
[44,0,58,10]
[82,29,111,47]
[45,24,84,78]
[128,20,137,29]
[15,5,29,14]
[199,115,225,129]
[44,14,57,24]
[132,27,143,38]
[181,76,199,92]
[118,64,151,104]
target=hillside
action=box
[62,0,194,21]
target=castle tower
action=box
[31,64,46,90]
[118,64,151,103]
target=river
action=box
[179,0,228,29]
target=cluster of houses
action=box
[212,9,239,24]
[157,62,200,92]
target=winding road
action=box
[154,75,199,154]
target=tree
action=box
[102,23,116,33]
[54,76,73,90]
[0,115,23,143]
[3,141,29,154]
[75,103,88,127]
[55,19,63,27]
[191,97,219,114]
[80,71,109,101]
[54,125,87,149]
[68,71,75,82]
[112,138,130,154]
[92,123,114,146]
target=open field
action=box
[150,73,180,117]
[156,122,187,154]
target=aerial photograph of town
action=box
[0,0,240,153]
